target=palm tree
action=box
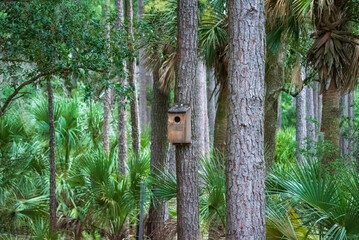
[298,0,359,163]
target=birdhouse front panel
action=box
[168,106,191,144]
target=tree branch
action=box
[0,69,61,117]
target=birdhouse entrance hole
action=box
[174,116,181,123]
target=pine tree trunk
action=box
[277,94,282,129]
[103,89,112,155]
[296,87,306,163]
[313,82,320,139]
[175,0,200,239]
[264,50,284,169]
[306,86,316,145]
[115,0,127,175]
[146,61,170,240]
[321,80,340,164]
[47,78,57,234]
[196,60,209,155]
[125,0,141,157]
[138,0,148,129]
[213,83,228,153]
[207,68,216,145]
[226,0,266,239]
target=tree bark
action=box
[348,92,354,156]
[313,82,319,139]
[340,93,348,156]
[146,61,170,240]
[213,83,228,153]
[207,68,216,146]
[321,80,340,164]
[306,86,316,145]
[197,60,209,155]
[103,89,112,156]
[115,0,128,175]
[264,50,284,169]
[138,0,148,129]
[125,0,141,157]
[175,0,200,239]
[296,87,306,163]
[47,78,57,234]
[226,0,266,239]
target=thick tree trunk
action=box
[146,62,170,240]
[321,80,340,164]
[264,50,284,169]
[47,78,57,234]
[213,84,228,153]
[207,68,216,146]
[175,0,200,239]
[277,94,282,129]
[296,87,306,163]
[115,0,128,175]
[306,86,316,146]
[226,1,266,239]
[125,0,141,157]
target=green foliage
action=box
[275,127,296,168]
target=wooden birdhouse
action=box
[168,105,191,144]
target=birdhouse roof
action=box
[168,105,190,113]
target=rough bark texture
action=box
[207,68,216,145]
[296,87,306,163]
[277,94,282,129]
[175,0,200,239]
[146,62,170,240]
[264,50,284,169]
[321,80,340,164]
[226,1,266,239]
[103,89,112,155]
[125,0,141,157]
[197,60,209,155]
[47,78,57,234]
[313,82,320,139]
[115,0,127,175]
[306,86,316,144]
[213,84,228,153]
[138,0,149,129]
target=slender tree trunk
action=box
[138,0,148,129]
[115,0,128,175]
[348,92,354,157]
[321,80,340,164]
[213,83,228,153]
[313,82,319,139]
[340,93,348,156]
[296,87,306,163]
[47,78,57,235]
[277,94,282,129]
[306,86,316,146]
[226,0,266,239]
[146,61,170,240]
[197,60,209,155]
[103,0,112,156]
[264,50,284,169]
[103,89,112,155]
[207,68,216,145]
[125,0,141,157]
[175,0,199,239]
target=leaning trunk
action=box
[146,61,170,239]
[175,0,200,239]
[226,0,266,239]
[47,78,57,235]
[125,0,141,157]
[321,80,340,164]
